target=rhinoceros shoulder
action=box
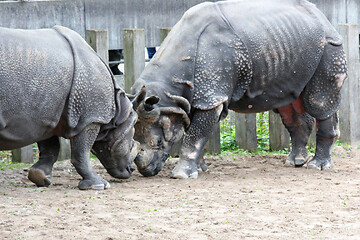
[53,26,116,138]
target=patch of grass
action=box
[256,112,269,151]
[220,112,278,153]
[0,144,38,170]
[0,160,31,170]
[218,147,289,158]
[220,119,237,151]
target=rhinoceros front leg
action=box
[70,123,110,190]
[170,107,222,179]
[28,136,60,187]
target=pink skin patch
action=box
[277,96,305,125]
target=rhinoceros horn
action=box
[159,107,190,129]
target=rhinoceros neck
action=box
[138,2,222,103]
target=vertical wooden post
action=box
[205,123,221,155]
[86,29,109,64]
[123,28,145,93]
[12,145,33,164]
[235,113,257,151]
[338,24,360,146]
[307,124,317,148]
[57,138,71,161]
[160,27,172,42]
[269,111,290,151]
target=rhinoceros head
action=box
[131,86,191,177]
[92,110,139,179]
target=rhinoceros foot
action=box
[28,168,52,187]
[197,158,208,172]
[78,178,110,190]
[170,160,198,179]
[307,157,333,171]
[284,152,311,167]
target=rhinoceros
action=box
[0,26,139,189]
[130,0,347,178]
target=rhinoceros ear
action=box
[165,91,191,114]
[144,96,160,111]
[128,85,146,110]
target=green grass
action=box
[0,144,38,170]
[219,112,320,155]
[0,150,31,169]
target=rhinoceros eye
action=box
[157,138,163,146]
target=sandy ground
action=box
[1,146,360,240]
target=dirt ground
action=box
[1,146,359,240]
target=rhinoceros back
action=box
[0,27,73,149]
[217,0,342,108]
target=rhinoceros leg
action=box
[70,123,110,190]
[307,113,339,170]
[28,136,60,187]
[301,43,345,170]
[197,149,208,172]
[277,104,315,167]
[170,107,221,179]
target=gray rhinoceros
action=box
[0,26,139,189]
[131,0,347,178]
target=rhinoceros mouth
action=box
[106,166,134,179]
[134,152,169,177]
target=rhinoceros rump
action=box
[0,26,138,189]
[131,0,347,179]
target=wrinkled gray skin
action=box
[0,26,139,190]
[131,0,347,178]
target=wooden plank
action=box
[269,111,290,151]
[205,123,221,155]
[235,113,257,151]
[338,24,360,146]
[123,28,145,93]
[12,145,33,164]
[86,29,109,64]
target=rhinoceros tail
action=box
[53,26,116,138]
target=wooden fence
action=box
[11,23,360,162]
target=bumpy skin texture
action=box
[131,0,347,178]
[0,26,138,189]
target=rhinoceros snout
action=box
[106,166,133,179]
[134,151,169,177]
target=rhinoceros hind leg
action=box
[71,123,110,190]
[277,103,315,167]
[307,113,338,170]
[302,43,345,170]
[28,136,60,187]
